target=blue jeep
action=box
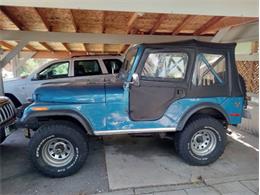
[20,40,246,177]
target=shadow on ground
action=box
[0,130,109,195]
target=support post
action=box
[0,40,28,95]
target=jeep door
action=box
[129,48,194,121]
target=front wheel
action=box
[175,116,227,166]
[29,122,88,177]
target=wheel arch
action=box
[4,93,22,107]
[176,103,230,131]
[23,110,94,135]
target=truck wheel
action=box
[176,116,226,166]
[0,128,6,144]
[29,122,88,177]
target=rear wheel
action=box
[29,121,88,177]
[175,116,226,165]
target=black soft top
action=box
[140,39,236,50]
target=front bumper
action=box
[4,122,17,137]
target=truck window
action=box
[37,61,69,80]
[141,52,188,80]
[74,60,102,76]
[103,59,122,74]
[192,53,226,87]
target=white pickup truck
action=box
[4,55,123,107]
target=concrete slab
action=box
[240,180,259,193]
[0,130,109,195]
[104,132,259,190]
[213,181,255,195]
[154,190,186,195]
[185,186,219,195]
[135,183,204,194]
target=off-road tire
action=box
[29,121,88,177]
[175,116,226,166]
[0,128,6,143]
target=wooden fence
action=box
[236,61,259,94]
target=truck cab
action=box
[20,40,245,177]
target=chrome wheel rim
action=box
[42,137,74,167]
[190,129,217,156]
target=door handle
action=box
[176,88,185,98]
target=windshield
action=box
[118,47,138,81]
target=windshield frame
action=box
[118,46,139,81]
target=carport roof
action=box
[0,6,258,57]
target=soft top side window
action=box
[141,52,188,80]
[192,53,226,87]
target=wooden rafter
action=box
[62,43,71,52]
[70,10,86,52]
[127,13,138,34]
[194,16,225,35]
[102,11,106,33]
[0,40,13,50]
[83,43,88,53]
[172,15,195,35]
[70,10,79,32]
[120,44,130,53]
[35,8,51,31]
[0,6,25,30]
[40,42,54,51]
[0,7,55,52]
[150,14,165,34]
[25,44,37,51]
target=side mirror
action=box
[131,73,140,86]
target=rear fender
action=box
[176,102,230,130]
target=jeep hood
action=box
[34,81,106,104]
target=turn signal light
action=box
[31,107,49,111]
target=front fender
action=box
[19,105,93,135]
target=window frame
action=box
[73,59,102,77]
[102,58,123,74]
[140,51,190,82]
[36,61,70,80]
[192,52,228,88]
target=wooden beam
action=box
[194,16,225,35]
[172,15,195,35]
[0,6,24,30]
[127,13,138,34]
[39,42,54,51]
[32,51,91,58]
[1,0,257,17]
[0,30,212,44]
[35,8,51,31]
[0,41,13,50]
[102,11,106,33]
[251,41,258,53]
[83,43,88,53]
[70,10,79,32]
[0,40,28,68]
[25,44,37,51]
[120,44,130,53]
[62,43,71,52]
[150,14,165,34]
